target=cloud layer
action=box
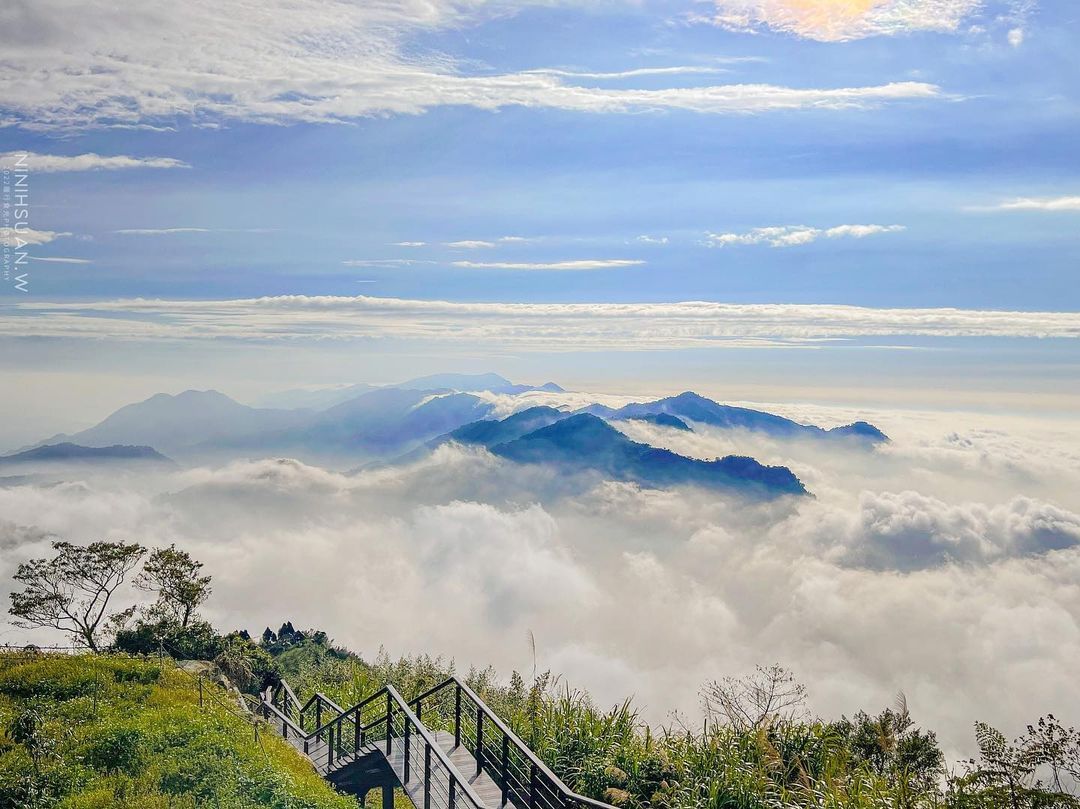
[705,223,905,247]
[986,196,1080,212]
[0,227,71,247]
[1,400,1078,763]
[4,296,1079,347]
[0,151,188,172]
[700,0,1016,41]
[0,0,943,129]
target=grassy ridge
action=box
[0,652,355,809]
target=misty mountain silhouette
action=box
[1,442,173,465]
[583,391,887,443]
[490,414,807,497]
[35,390,308,456]
[24,380,884,470]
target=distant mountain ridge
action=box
[35,390,309,457]
[581,391,888,443]
[490,414,806,498]
[1,442,173,465]
[21,378,886,478]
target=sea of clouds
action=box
[1,397,1078,761]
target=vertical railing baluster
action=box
[501,733,510,805]
[454,685,462,748]
[475,707,484,776]
[529,762,538,809]
[386,692,393,755]
[416,697,423,723]
[328,722,334,768]
[424,744,432,809]
[404,717,412,783]
[449,778,456,809]
[315,700,322,741]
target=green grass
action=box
[0,652,356,809]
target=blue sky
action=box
[0,0,1078,441]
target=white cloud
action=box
[114,228,211,235]
[4,295,1080,346]
[636,235,669,245]
[699,0,1024,42]
[113,228,272,235]
[0,151,188,172]
[341,259,436,267]
[392,241,427,247]
[30,257,91,264]
[705,223,905,247]
[0,1,945,130]
[524,65,741,80]
[0,227,72,246]
[981,196,1080,212]
[446,240,498,249]
[0,401,1078,762]
[452,259,644,271]
[1007,27,1024,46]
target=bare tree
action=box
[8,540,145,651]
[700,664,809,731]
[135,544,211,628]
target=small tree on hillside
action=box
[8,540,145,651]
[700,664,809,731]
[135,544,211,628]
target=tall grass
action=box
[0,651,355,809]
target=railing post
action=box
[449,779,456,809]
[282,718,288,739]
[328,722,335,768]
[416,697,422,723]
[404,719,412,783]
[386,692,393,755]
[501,733,510,805]
[424,744,432,809]
[316,700,322,741]
[454,685,462,748]
[529,762,538,809]
[475,707,484,776]
[354,711,361,752]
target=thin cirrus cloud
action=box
[0,227,72,246]
[705,223,905,247]
[5,296,1079,347]
[979,196,1080,212]
[113,228,273,235]
[697,0,1030,42]
[0,0,944,130]
[446,237,536,249]
[451,259,644,271]
[0,151,188,172]
[29,257,91,264]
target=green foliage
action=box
[0,651,354,809]
[288,644,1079,809]
[134,545,212,629]
[215,633,280,693]
[8,541,146,652]
[114,617,224,660]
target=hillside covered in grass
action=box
[0,652,354,809]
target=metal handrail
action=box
[411,676,613,809]
[262,680,488,809]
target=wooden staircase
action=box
[259,676,612,809]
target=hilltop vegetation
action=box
[273,638,1080,809]
[0,652,353,809]
[6,540,1079,809]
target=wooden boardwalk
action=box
[260,676,607,809]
